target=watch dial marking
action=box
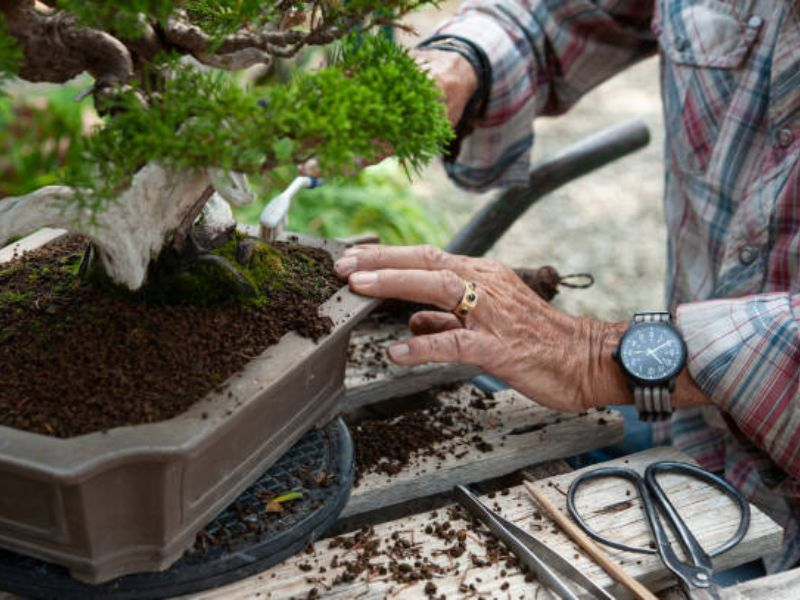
[620,323,684,382]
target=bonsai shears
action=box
[453,484,615,600]
[566,461,751,600]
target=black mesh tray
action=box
[0,417,353,600]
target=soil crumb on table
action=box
[300,505,531,597]
[351,387,496,485]
[0,236,340,438]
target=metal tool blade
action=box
[497,513,616,600]
[454,485,581,600]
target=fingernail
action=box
[389,343,409,360]
[335,256,357,276]
[344,247,364,257]
[350,271,378,286]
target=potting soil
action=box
[0,236,340,438]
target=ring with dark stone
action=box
[453,280,479,321]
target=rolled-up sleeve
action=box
[677,293,800,479]
[433,0,657,190]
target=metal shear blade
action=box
[454,485,614,600]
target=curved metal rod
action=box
[446,118,651,257]
[567,467,657,554]
[567,462,750,559]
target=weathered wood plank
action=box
[342,386,624,519]
[182,447,781,599]
[342,324,479,412]
[531,446,783,598]
[720,567,800,600]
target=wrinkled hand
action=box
[336,245,627,413]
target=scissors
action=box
[454,484,615,600]
[566,461,750,600]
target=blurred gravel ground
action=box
[400,3,667,322]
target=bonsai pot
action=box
[0,229,378,584]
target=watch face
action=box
[619,323,686,383]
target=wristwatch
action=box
[612,312,687,421]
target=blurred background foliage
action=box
[0,84,87,198]
[0,46,451,246]
[236,159,449,246]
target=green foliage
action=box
[57,0,176,37]
[183,0,301,37]
[236,159,451,246]
[69,35,452,209]
[56,1,439,39]
[0,86,88,197]
[0,15,20,91]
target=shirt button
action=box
[739,245,760,266]
[747,15,763,29]
[775,128,794,148]
[674,36,689,52]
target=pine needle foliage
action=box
[58,1,440,38]
[71,35,453,209]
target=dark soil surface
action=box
[0,236,340,438]
[351,387,496,485]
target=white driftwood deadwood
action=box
[0,163,213,290]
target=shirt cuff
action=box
[435,13,538,191]
[676,293,800,478]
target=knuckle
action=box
[420,244,443,268]
[440,270,464,303]
[487,258,507,273]
[448,330,465,361]
[370,246,388,265]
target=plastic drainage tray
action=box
[0,229,378,584]
[0,417,354,600]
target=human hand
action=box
[335,245,629,413]
[410,48,478,127]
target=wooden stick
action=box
[523,481,658,600]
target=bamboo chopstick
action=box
[523,481,658,600]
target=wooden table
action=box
[0,365,786,599]
[185,443,780,599]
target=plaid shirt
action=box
[436,0,800,570]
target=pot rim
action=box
[0,228,379,477]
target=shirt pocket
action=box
[655,0,761,175]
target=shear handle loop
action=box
[567,467,657,554]
[644,461,750,558]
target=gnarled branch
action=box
[2,0,133,85]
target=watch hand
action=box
[647,349,665,365]
[650,341,671,354]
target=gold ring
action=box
[453,281,478,320]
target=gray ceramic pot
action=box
[0,230,377,583]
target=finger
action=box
[409,311,462,336]
[335,245,460,278]
[349,269,464,311]
[388,329,483,366]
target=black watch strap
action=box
[632,312,674,422]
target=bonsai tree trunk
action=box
[0,164,216,289]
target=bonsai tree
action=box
[0,0,451,291]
